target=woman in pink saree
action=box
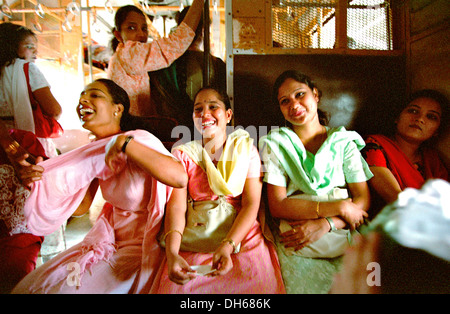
[12,79,187,293]
[152,87,285,294]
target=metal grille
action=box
[272,0,393,50]
[347,0,393,50]
[272,0,336,49]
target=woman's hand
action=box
[167,253,196,285]
[337,199,368,230]
[211,242,234,276]
[106,134,188,188]
[105,134,127,173]
[15,155,45,188]
[280,218,330,251]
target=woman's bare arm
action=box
[368,166,403,204]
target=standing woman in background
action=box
[107,0,204,117]
[0,23,62,158]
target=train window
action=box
[272,0,393,50]
[273,0,337,49]
[347,0,393,50]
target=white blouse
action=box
[0,60,49,118]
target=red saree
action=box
[363,134,448,218]
[364,135,448,189]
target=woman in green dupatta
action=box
[259,70,373,293]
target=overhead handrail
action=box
[1,1,13,18]
[35,1,45,18]
[67,0,81,16]
[203,0,210,87]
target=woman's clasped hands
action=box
[280,218,330,252]
[280,198,368,251]
[337,198,368,230]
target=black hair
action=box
[94,78,138,132]
[407,89,449,134]
[110,5,145,52]
[193,86,232,110]
[273,70,329,126]
[94,78,175,138]
[0,23,36,75]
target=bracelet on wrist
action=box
[221,238,237,253]
[163,230,183,242]
[325,217,337,232]
[121,135,134,153]
[4,140,20,155]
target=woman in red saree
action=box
[363,89,448,218]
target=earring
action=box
[114,112,118,116]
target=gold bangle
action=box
[221,238,237,252]
[4,140,20,155]
[316,201,320,218]
[163,229,183,241]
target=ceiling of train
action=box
[1,0,228,63]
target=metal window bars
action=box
[272,0,393,50]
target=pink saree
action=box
[12,130,173,293]
[152,145,285,294]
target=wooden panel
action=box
[410,0,450,35]
[232,17,266,49]
[410,27,450,93]
[232,0,266,17]
[231,0,269,50]
[233,54,406,139]
[411,0,435,12]
[409,27,450,168]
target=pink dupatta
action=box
[22,130,172,293]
